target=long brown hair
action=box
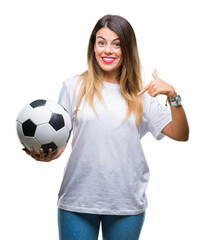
[75,14,143,125]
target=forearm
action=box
[170,104,189,141]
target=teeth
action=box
[103,58,115,61]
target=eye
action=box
[114,42,120,47]
[98,41,105,46]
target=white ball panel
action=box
[46,100,64,114]
[63,111,72,130]
[16,121,24,141]
[30,107,52,125]
[35,124,56,144]
[17,104,33,123]
[53,127,70,147]
[22,137,41,154]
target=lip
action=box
[102,57,116,63]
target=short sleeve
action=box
[58,82,73,128]
[138,93,172,140]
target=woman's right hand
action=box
[22,145,67,162]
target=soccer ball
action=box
[16,99,72,155]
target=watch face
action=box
[169,95,181,106]
[176,95,181,105]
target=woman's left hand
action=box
[138,69,189,141]
[138,69,177,98]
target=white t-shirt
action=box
[57,76,172,215]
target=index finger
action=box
[137,83,151,96]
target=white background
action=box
[0,0,204,239]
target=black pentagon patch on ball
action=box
[30,99,46,108]
[41,142,57,155]
[22,119,37,136]
[49,113,65,131]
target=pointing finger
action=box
[137,83,151,95]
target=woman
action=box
[24,15,189,240]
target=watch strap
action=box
[167,95,181,107]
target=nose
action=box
[104,43,112,55]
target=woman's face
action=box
[94,27,123,76]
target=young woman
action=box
[24,15,189,240]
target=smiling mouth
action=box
[102,57,116,63]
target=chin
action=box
[100,64,120,73]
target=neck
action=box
[103,71,119,84]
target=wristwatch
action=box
[167,95,181,107]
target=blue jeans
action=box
[58,208,145,240]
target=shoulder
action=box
[62,75,83,95]
[58,75,82,110]
[141,91,157,104]
[63,75,81,89]
[141,91,165,111]
[140,91,170,121]
[141,92,152,113]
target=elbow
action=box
[185,132,189,141]
[177,130,189,142]
[175,136,189,142]
[181,135,189,142]
[183,127,190,141]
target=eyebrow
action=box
[97,36,120,41]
